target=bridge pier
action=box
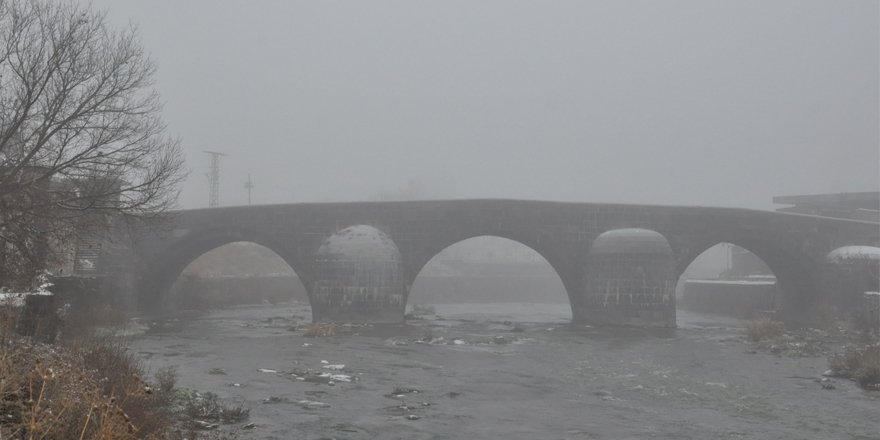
[307,261,407,323]
[574,229,677,327]
[307,225,408,323]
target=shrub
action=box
[183,392,250,425]
[303,322,337,337]
[746,317,784,342]
[0,293,247,439]
[829,345,880,390]
[0,338,171,439]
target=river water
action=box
[127,302,879,440]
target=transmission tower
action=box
[203,150,226,207]
[244,174,254,205]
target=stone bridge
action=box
[126,199,879,327]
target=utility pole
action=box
[203,150,226,208]
[244,174,254,205]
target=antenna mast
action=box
[203,150,227,207]
[244,174,254,205]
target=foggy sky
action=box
[92,0,879,210]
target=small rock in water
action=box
[297,400,331,409]
[192,420,218,430]
[405,414,421,420]
[492,335,511,344]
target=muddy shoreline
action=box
[127,302,878,440]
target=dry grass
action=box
[746,317,784,342]
[0,307,243,439]
[0,337,171,439]
[829,345,880,390]
[182,392,250,426]
[303,322,337,337]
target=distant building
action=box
[773,192,879,222]
[0,166,122,279]
[723,191,880,278]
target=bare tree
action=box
[0,0,185,288]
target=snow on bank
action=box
[0,275,53,306]
[684,279,776,286]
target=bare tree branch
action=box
[0,0,186,289]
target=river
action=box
[127,302,879,439]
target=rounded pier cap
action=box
[826,246,880,265]
[316,225,401,262]
[591,228,672,255]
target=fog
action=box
[93,0,878,209]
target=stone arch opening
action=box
[138,228,306,313]
[168,241,309,312]
[408,236,570,322]
[675,236,817,323]
[578,228,676,327]
[308,225,406,323]
[675,243,778,325]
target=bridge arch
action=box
[137,227,306,312]
[675,234,819,321]
[407,236,571,321]
[168,241,308,310]
[675,243,778,322]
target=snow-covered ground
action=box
[0,276,53,306]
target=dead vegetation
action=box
[0,337,172,439]
[746,317,785,342]
[828,345,880,390]
[302,322,337,337]
[0,303,246,439]
[183,392,250,426]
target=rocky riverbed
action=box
[127,302,879,440]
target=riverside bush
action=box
[829,345,880,390]
[746,317,784,342]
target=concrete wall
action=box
[680,280,777,318]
